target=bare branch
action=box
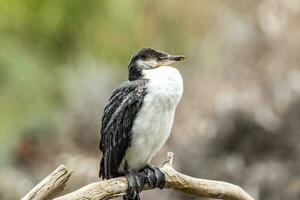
[21,165,73,200]
[54,152,255,200]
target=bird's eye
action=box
[140,55,147,60]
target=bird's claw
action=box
[124,164,165,199]
[125,171,145,199]
[141,165,165,189]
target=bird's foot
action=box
[140,165,165,189]
[125,170,145,200]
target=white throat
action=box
[143,66,183,107]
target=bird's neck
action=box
[143,66,183,108]
[143,66,182,83]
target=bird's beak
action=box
[167,55,186,62]
[157,55,186,67]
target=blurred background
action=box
[1,0,300,199]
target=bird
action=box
[99,48,185,200]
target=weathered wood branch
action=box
[21,165,73,200]
[54,152,255,200]
[22,152,254,200]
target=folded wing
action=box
[99,79,148,179]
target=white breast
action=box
[124,66,183,171]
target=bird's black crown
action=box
[128,48,185,81]
[130,48,168,62]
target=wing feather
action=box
[99,79,148,179]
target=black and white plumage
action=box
[99,48,185,199]
[99,79,148,179]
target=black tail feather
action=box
[99,157,104,178]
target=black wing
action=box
[99,79,148,179]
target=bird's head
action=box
[128,48,185,81]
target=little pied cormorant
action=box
[99,48,185,200]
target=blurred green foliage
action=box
[0,0,145,162]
